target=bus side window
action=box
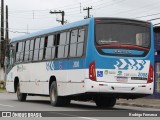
[22,42,25,62]
[64,32,70,58]
[58,32,67,58]
[24,40,30,62]
[33,38,40,61]
[10,50,14,66]
[20,42,25,62]
[69,29,78,57]
[11,43,16,65]
[45,35,54,60]
[39,37,45,60]
[16,42,24,62]
[29,39,34,61]
[55,34,60,58]
[43,36,48,59]
[16,43,18,52]
[77,29,85,57]
[15,42,19,62]
[8,43,16,69]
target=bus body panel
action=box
[6,60,87,96]
[6,17,154,100]
[84,18,154,95]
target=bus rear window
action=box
[95,23,150,48]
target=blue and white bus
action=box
[6,17,154,107]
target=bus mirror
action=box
[9,44,16,50]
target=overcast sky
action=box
[4,0,160,38]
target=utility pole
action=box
[5,5,9,55]
[5,5,9,43]
[4,5,9,82]
[50,10,66,25]
[1,0,4,67]
[83,6,92,19]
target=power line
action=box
[104,0,158,17]
[135,12,160,19]
[8,14,56,19]
[66,0,108,16]
[153,23,160,26]
[7,0,104,17]
[8,0,96,14]
[6,0,160,32]
[94,0,126,10]
[9,30,30,34]
[7,0,125,21]
[147,17,160,22]
[4,0,160,20]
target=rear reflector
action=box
[89,61,96,81]
[99,84,104,86]
[147,64,154,83]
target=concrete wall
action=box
[0,68,5,80]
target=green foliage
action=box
[0,80,5,89]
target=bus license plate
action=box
[117,77,128,82]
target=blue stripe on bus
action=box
[45,57,150,71]
[46,59,85,71]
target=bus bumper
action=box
[85,79,153,95]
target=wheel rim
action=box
[17,84,21,99]
[51,88,56,102]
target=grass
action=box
[0,88,6,93]
[0,80,5,93]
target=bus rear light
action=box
[89,61,97,81]
[95,20,101,22]
[147,64,154,83]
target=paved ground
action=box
[0,93,160,111]
[117,98,160,109]
[0,93,160,119]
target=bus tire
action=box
[17,82,27,101]
[95,97,116,108]
[50,81,70,106]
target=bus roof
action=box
[11,17,150,43]
[11,18,91,43]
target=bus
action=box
[6,17,154,108]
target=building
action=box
[154,26,160,98]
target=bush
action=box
[0,80,5,89]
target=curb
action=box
[116,102,160,109]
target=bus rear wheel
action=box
[95,97,116,108]
[50,81,70,106]
[17,82,27,101]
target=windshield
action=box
[95,23,150,48]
